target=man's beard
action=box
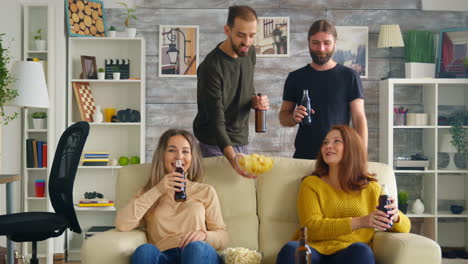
[310,49,333,65]
[230,36,249,57]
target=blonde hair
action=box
[143,129,203,192]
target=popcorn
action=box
[237,154,274,175]
[219,247,262,264]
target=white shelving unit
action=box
[380,78,468,250]
[67,37,146,260]
[21,4,55,263]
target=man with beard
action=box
[279,19,367,159]
[193,5,269,178]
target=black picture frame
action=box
[80,55,97,79]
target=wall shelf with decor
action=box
[66,37,145,260]
[21,4,55,263]
[380,78,468,250]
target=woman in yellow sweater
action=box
[115,129,228,264]
[277,125,411,264]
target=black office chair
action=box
[0,121,89,264]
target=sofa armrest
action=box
[373,232,441,264]
[81,229,147,264]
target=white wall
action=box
[422,0,468,11]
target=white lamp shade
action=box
[8,61,49,108]
[377,25,405,48]
[440,133,458,153]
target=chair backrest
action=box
[49,121,89,234]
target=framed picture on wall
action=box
[436,28,468,78]
[159,25,199,77]
[65,0,107,37]
[254,17,290,57]
[334,26,369,78]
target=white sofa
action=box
[81,156,441,264]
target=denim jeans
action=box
[276,241,375,264]
[199,142,248,158]
[131,241,220,264]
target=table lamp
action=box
[440,133,458,170]
[378,25,405,79]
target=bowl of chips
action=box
[236,153,274,176]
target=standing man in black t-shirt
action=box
[279,19,368,159]
[193,5,269,178]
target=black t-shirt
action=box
[282,64,364,159]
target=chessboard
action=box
[72,82,95,122]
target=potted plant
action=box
[31,111,47,129]
[118,2,138,38]
[0,33,18,125]
[97,67,105,80]
[108,25,117,38]
[404,30,435,78]
[398,190,409,214]
[112,65,120,80]
[34,28,46,51]
[449,110,468,168]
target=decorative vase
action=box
[93,105,103,123]
[98,72,105,80]
[412,199,425,214]
[113,72,121,80]
[126,28,136,38]
[35,40,46,51]
[108,30,117,38]
[32,118,46,129]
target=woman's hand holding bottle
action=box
[156,172,186,194]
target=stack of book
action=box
[82,152,109,166]
[77,198,114,207]
[26,139,47,168]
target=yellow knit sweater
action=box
[296,176,411,255]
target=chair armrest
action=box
[81,229,147,264]
[373,232,441,264]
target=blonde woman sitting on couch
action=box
[277,125,411,264]
[115,129,228,264]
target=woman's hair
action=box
[312,125,375,192]
[143,129,204,192]
[308,19,337,40]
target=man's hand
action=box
[252,94,269,110]
[223,146,256,178]
[292,105,315,123]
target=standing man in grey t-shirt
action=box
[193,5,269,178]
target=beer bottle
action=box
[300,89,312,126]
[255,93,266,133]
[174,160,187,202]
[378,184,392,228]
[295,227,312,264]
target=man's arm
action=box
[350,98,368,149]
[223,146,255,178]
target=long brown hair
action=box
[308,19,337,40]
[312,125,375,192]
[143,129,204,192]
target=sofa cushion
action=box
[116,157,258,251]
[202,157,258,251]
[256,158,398,263]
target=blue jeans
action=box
[199,142,248,158]
[276,241,375,264]
[131,241,220,264]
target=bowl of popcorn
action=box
[219,247,262,264]
[236,153,274,176]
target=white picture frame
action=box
[334,26,369,78]
[159,25,199,77]
[254,17,290,57]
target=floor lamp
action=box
[378,25,405,80]
[5,61,49,264]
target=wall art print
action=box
[334,26,369,78]
[254,17,289,57]
[66,0,107,37]
[159,25,199,77]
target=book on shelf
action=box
[82,161,108,166]
[78,202,114,207]
[79,198,110,203]
[84,226,115,239]
[37,141,43,168]
[32,140,38,168]
[26,139,34,168]
[42,143,47,168]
